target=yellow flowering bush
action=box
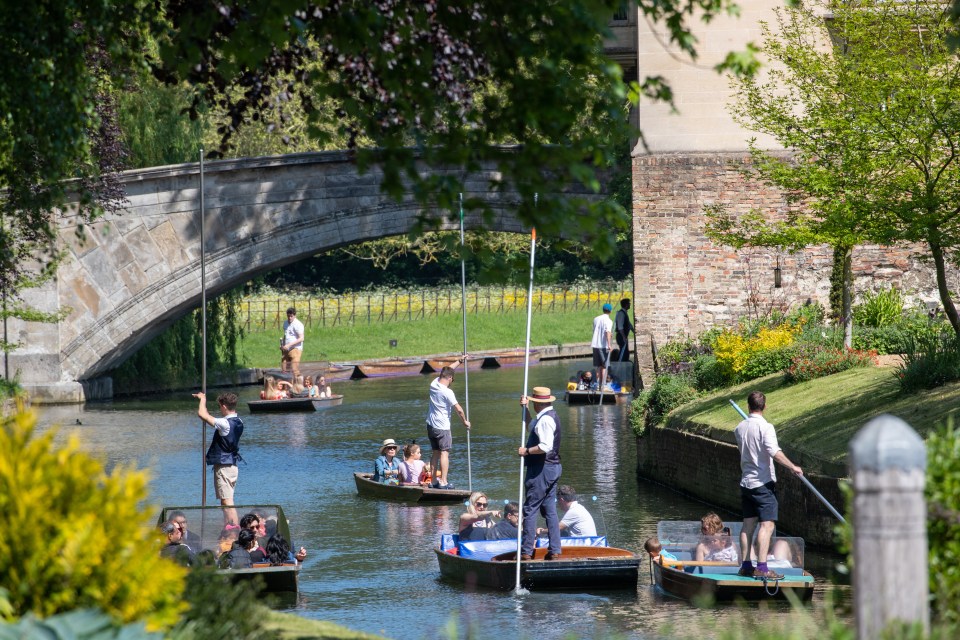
[0,408,186,629]
[712,324,799,381]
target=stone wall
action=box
[636,424,843,547]
[632,151,949,372]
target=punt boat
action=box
[426,354,485,372]
[247,395,344,413]
[563,389,632,405]
[436,534,639,590]
[652,520,814,602]
[483,349,541,368]
[353,472,471,504]
[157,504,301,593]
[353,359,426,378]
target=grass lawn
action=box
[668,365,960,473]
[238,308,599,367]
[263,611,385,639]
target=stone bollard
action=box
[850,414,929,640]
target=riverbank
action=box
[638,363,960,546]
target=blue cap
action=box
[602,303,612,312]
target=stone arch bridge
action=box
[19,151,587,403]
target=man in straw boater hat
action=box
[518,386,563,560]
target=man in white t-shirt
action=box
[591,303,613,387]
[734,391,802,581]
[425,359,471,489]
[539,485,597,537]
[280,307,305,377]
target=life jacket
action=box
[525,408,561,466]
[206,415,244,466]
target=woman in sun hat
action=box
[373,438,403,484]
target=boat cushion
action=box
[439,533,459,551]
[458,539,518,560]
[536,536,607,547]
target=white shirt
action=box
[734,413,782,489]
[426,377,459,431]
[283,318,305,350]
[212,412,239,437]
[531,406,556,452]
[591,313,612,349]
[560,501,597,537]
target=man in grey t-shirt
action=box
[425,359,471,489]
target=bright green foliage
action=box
[0,609,159,639]
[783,345,876,384]
[636,373,698,425]
[169,564,270,640]
[0,409,185,628]
[897,333,960,392]
[927,418,960,624]
[854,287,905,329]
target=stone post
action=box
[849,414,929,640]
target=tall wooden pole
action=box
[200,149,208,507]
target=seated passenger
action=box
[260,376,285,400]
[399,442,428,485]
[159,521,196,566]
[579,370,596,390]
[217,524,241,556]
[317,375,333,398]
[240,512,268,562]
[485,502,520,541]
[266,533,306,565]
[644,536,677,563]
[220,528,256,569]
[374,438,403,484]
[459,492,500,541]
[695,512,738,563]
[303,376,320,398]
[168,509,201,553]
[277,376,304,397]
[541,485,597,537]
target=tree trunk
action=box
[930,241,960,336]
[841,244,853,349]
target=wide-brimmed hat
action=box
[379,438,399,454]
[530,386,556,403]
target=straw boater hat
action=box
[530,386,556,403]
[379,438,399,455]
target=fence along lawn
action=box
[238,282,631,366]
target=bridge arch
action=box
[20,151,548,401]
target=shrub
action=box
[637,373,698,425]
[741,344,796,380]
[0,409,185,628]
[852,326,909,355]
[854,286,904,328]
[711,324,798,382]
[783,345,877,384]
[170,565,270,640]
[786,300,826,328]
[897,332,960,392]
[692,354,728,391]
[927,418,960,624]
[656,334,708,372]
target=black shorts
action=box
[741,482,778,522]
[592,348,609,367]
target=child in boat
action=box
[695,513,739,563]
[644,536,677,563]
[260,376,285,400]
[399,442,428,485]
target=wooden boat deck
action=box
[353,472,471,503]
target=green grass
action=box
[238,308,599,366]
[668,366,960,471]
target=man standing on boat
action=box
[280,307,305,378]
[518,386,562,560]
[194,391,244,526]
[591,303,613,387]
[734,391,802,580]
[615,298,634,362]
[425,358,470,489]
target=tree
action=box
[711,0,960,337]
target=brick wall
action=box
[636,425,842,546]
[632,151,949,373]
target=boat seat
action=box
[459,539,519,560]
[440,533,459,551]
[536,536,607,547]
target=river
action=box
[35,358,847,640]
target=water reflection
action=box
[34,359,848,640]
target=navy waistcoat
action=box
[206,415,244,466]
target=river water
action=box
[35,359,847,640]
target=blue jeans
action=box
[521,462,562,556]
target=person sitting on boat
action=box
[578,370,596,391]
[694,512,739,563]
[485,502,521,541]
[644,537,677,563]
[374,438,403,484]
[459,492,501,542]
[317,375,333,398]
[540,485,596,537]
[303,376,319,398]
[159,520,196,566]
[240,512,267,562]
[220,528,256,569]
[217,524,241,556]
[261,376,285,400]
[168,509,201,553]
[399,442,429,485]
[277,376,305,397]
[266,533,305,565]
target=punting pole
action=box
[200,148,208,508]
[727,399,846,524]
[459,193,472,493]
[514,211,538,594]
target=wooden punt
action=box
[436,545,640,591]
[564,389,632,405]
[157,504,301,593]
[483,349,541,368]
[262,364,354,382]
[354,359,427,378]
[353,472,471,504]
[652,560,815,602]
[247,395,344,413]
[426,354,485,372]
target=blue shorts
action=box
[741,482,778,522]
